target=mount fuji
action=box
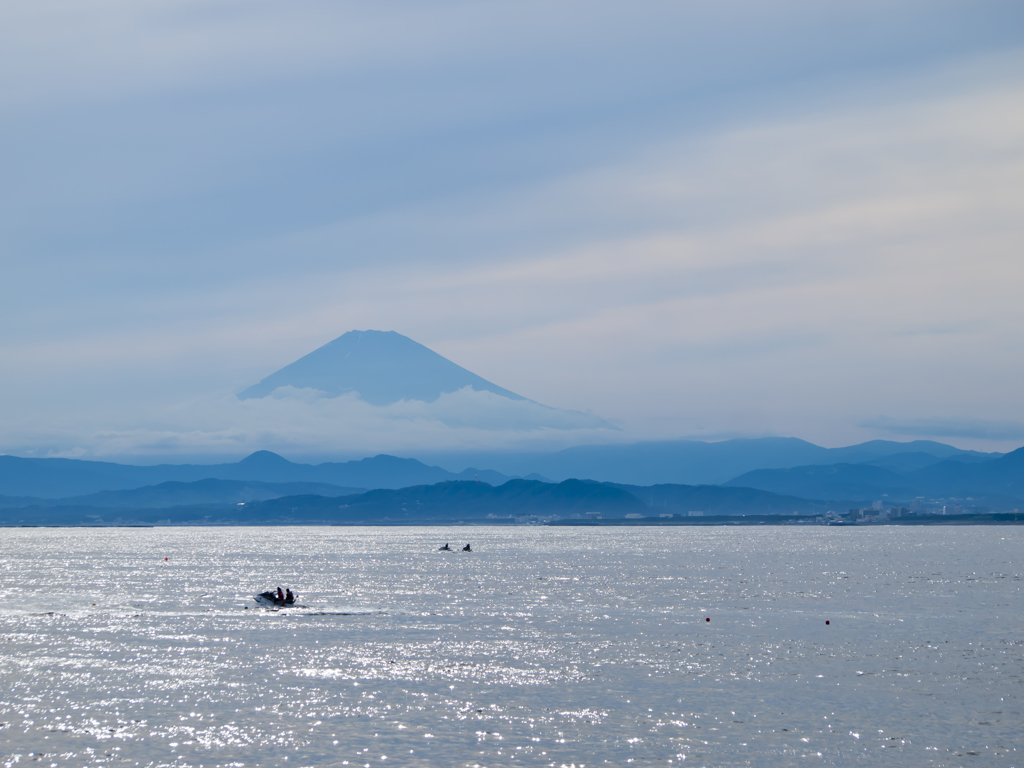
[238,330,614,431]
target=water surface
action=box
[1,526,1021,766]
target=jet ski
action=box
[254,591,299,608]
[438,543,452,551]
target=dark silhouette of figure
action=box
[462,543,472,552]
[285,589,295,604]
[277,587,285,601]
[439,543,452,551]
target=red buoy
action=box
[825,620,830,625]
[705,617,710,622]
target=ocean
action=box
[1,525,1021,767]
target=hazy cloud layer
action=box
[3,387,619,460]
[2,1,1023,458]
[862,417,1024,442]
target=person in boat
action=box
[276,587,285,602]
[462,543,472,552]
[439,543,451,551]
[285,589,295,604]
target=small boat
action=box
[438,543,452,551]
[254,590,299,608]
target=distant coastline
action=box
[549,511,1024,527]
[5,512,1023,528]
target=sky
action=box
[2,0,1024,461]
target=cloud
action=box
[861,416,1024,442]
[253,385,614,431]
[1,387,619,461]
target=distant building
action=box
[688,511,704,517]
[515,514,561,525]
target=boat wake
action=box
[272,604,392,617]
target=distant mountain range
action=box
[247,479,648,523]
[1,437,1021,519]
[726,445,1024,503]
[0,478,366,509]
[0,479,820,526]
[419,437,1001,485]
[0,450,513,498]
[611,483,829,515]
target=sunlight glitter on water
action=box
[1,525,1022,766]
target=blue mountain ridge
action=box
[418,438,1001,486]
[3,443,1023,525]
[725,445,1024,502]
[0,438,1006,499]
[0,479,826,525]
[0,451,511,498]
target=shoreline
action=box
[4,512,1023,528]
